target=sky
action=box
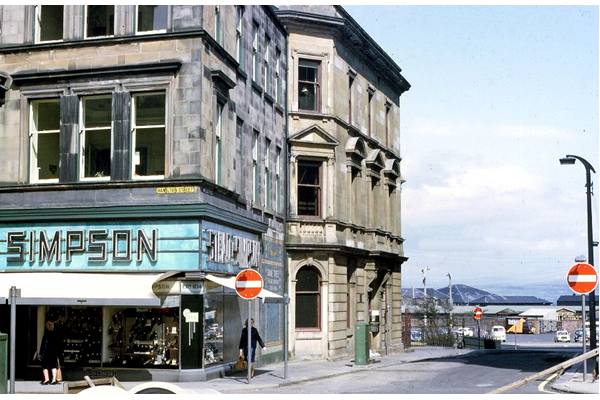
[343,4,599,300]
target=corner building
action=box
[275,6,410,360]
[0,5,287,381]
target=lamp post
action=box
[560,154,597,351]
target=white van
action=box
[491,325,506,342]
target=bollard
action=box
[0,333,7,394]
[355,323,370,365]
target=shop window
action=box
[295,266,321,329]
[39,306,180,368]
[81,96,112,180]
[137,5,168,33]
[30,99,60,182]
[298,59,320,112]
[204,294,225,366]
[132,92,166,178]
[36,5,63,42]
[297,160,321,217]
[86,5,114,38]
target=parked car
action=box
[491,325,506,342]
[455,327,474,337]
[554,330,570,343]
[573,329,583,342]
[410,328,422,342]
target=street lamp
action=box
[560,154,597,351]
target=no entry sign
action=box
[235,269,263,299]
[473,307,483,320]
[566,263,598,295]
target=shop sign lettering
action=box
[205,229,260,268]
[6,228,158,264]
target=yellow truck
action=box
[506,318,536,334]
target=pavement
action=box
[10,347,599,395]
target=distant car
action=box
[455,327,474,337]
[554,330,570,343]
[491,326,506,342]
[410,329,422,342]
[573,329,583,342]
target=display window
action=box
[39,306,179,369]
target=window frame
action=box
[131,91,167,180]
[252,131,259,204]
[275,48,282,104]
[297,160,322,218]
[264,36,271,94]
[29,98,61,183]
[235,6,244,69]
[264,138,271,209]
[135,5,169,35]
[79,95,113,181]
[84,5,115,39]
[295,265,322,331]
[214,5,222,44]
[252,23,260,83]
[215,101,224,185]
[298,59,321,112]
[35,5,64,43]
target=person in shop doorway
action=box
[39,321,61,385]
[238,318,266,377]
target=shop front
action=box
[0,208,278,382]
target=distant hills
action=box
[403,284,552,306]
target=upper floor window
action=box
[252,23,259,82]
[86,5,115,38]
[132,92,166,178]
[214,101,224,185]
[235,6,244,69]
[298,59,320,112]
[264,138,271,208]
[264,36,271,94]
[137,5,168,33]
[214,5,222,44]
[297,160,321,217]
[276,147,282,213]
[275,48,282,104]
[252,131,259,203]
[81,96,112,180]
[35,5,63,42]
[30,99,60,182]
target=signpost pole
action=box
[581,294,587,381]
[9,287,18,395]
[247,298,252,383]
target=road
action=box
[226,333,585,394]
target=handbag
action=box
[235,356,247,370]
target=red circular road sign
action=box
[473,307,483,320]
[235,269,263,299]
[567,263,598,295]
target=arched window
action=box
[295,266,321,330]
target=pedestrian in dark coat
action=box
[238,318,266,364]
[39,322,59,385]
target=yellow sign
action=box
[156,187,196,194]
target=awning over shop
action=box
[0,272,164,306]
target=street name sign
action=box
[566,263,598,295]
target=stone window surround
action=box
[290,49,329,114]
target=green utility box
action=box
[0,333,7,394]
[355,323,370,365]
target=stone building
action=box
[275,6,410,360]
[0,5,287,381]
